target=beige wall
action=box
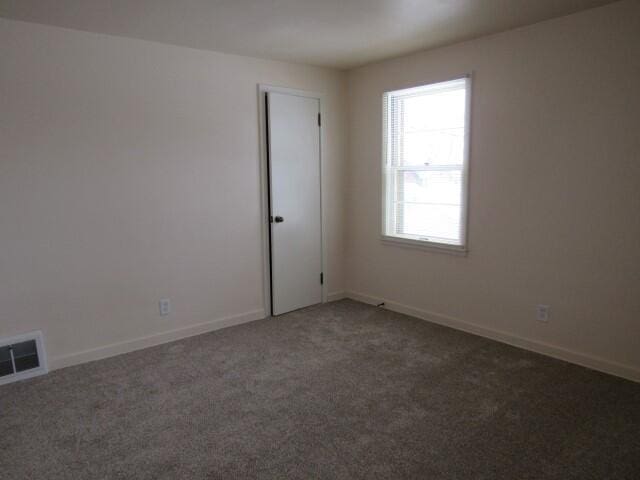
[346,0,640,380]
[0,19,347,367]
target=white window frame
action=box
[381,74,472,255]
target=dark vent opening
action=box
[13,340,40,372]
[0,346,12,377]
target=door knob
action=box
[274,216,284,223]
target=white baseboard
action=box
[346,291,640,383]
[50,309,265,371]
[327,291,347,302]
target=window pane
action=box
[391,87,466,167]
[396,169,462,205]
[402,129,465,166]
[403,88,466,133]
[396,203,461,241]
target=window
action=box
[382,76,470,251]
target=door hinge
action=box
[320,272,324,285]
[317,112,321,127]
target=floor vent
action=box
[0,331,48,386]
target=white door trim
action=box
[257,84,327,316]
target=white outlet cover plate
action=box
[159,299,170,316]
[536,304,550,322]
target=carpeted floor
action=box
[1,299,639,479]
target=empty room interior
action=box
[1,1,640,478]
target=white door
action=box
[266,91,322,315]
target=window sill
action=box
[380,235,468,256]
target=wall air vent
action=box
[0,331,48,386]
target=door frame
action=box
[257,84,327,316]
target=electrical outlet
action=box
[159,298,170,316]
[536,304,550,322]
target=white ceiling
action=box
[0,0,617,69]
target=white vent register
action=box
[0,331,48,386]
